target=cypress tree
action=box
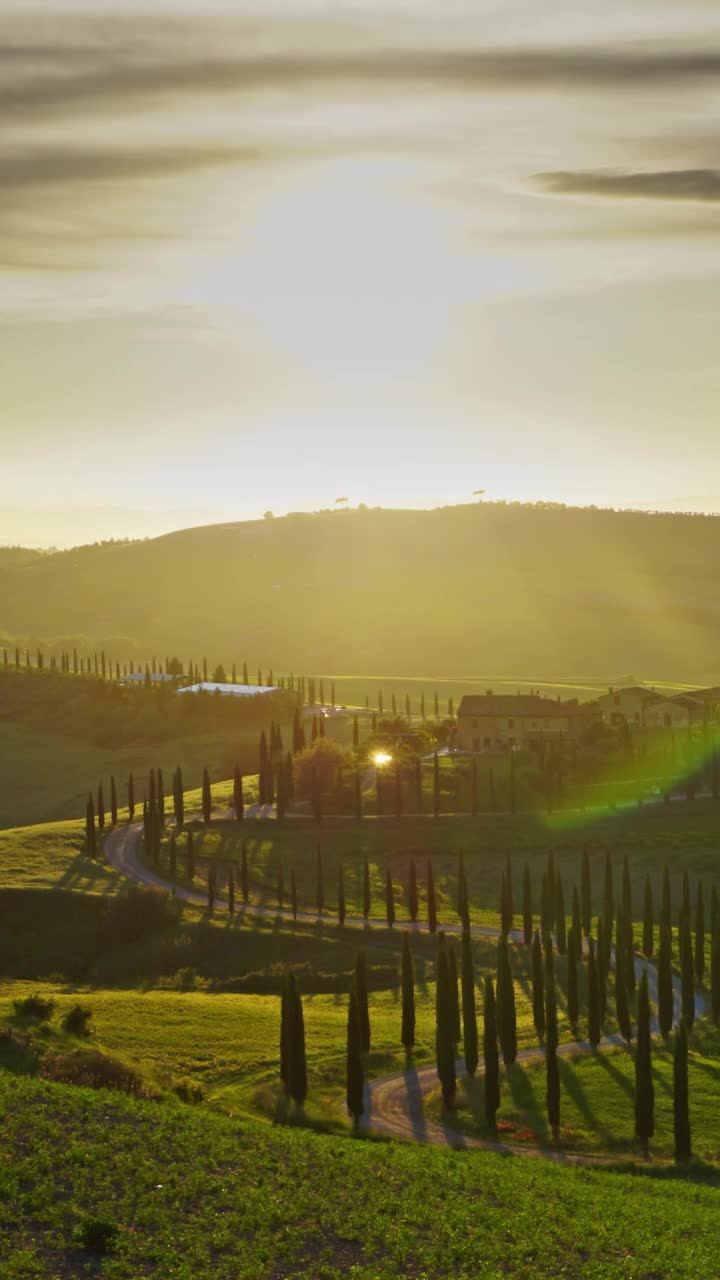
[555,875,567,956]
[546,850,556,931]
[169,833,177,879]
[540,871,552,940]
[290,868,298,920]
[311,765,322,823]
[227,865,235,915]
[276,866,284,911]
[408,858,418,923]
[97,783,105,832]
[500,871,511,937]
[316,846,324,914]
[712,892,720,1026]
[427,860,437,934]
[545,941,558,1054]
[642,874,654,958]
[239,839,249,904]
[615,931,632,1043]
[280,969,290,1093]
[355,951,371,1053]
[435,933,456,1108]
[546,1043,560,1142]
[354,769,362,819]
[658,917,674,1038]
[566,925,579,1032]
[587,937,601,1048]
[461,931,478,1075]
[394,763,403,819]
[634,971,654,1158]
[531,930,546,1041]
[156,768,165,829]
[287,970,308,1109]
[596,915,608,1023]
[580,848,591,936]
[233,766,244,822]
[85,793,97,857]
[346,981,364,1130]
[110,776,118,826]
[571,884,581,944]
[415,757,422,813]
[207,862,216,910]
[362,859,371,920]
[457,852,469,932]
[186,829,195,882]
[694,882,705,985]
[432,751,440,818]
[172,767,184,829]
[496,936,517,1066]
[386,868,395,928]
[661,864,672,934]
[680,909,695,1030]
[603,851,614,939]
[401,932,415,1053]
[338,865,346,926]
[448,941,461,1044]
[522,863,532,946]
[483,975,500,1135]
[505,852,514,922]
[202,768,212,824]
[673,1019,691,1163]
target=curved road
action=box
[104,821,704,1161]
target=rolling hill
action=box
[1,502,719,680]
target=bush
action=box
[101,886,181,945]
[172,966,198,991]
[62,1004,93,1038]
[41,1048,147,1096]
[13,993,55,1021]
[173,1077,205,1104]
[73,1217,119,1254]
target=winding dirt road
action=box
[104,821,704,1160]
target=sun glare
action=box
[373,750,393,766]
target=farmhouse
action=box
[596,686,691,729]
[177,682,281,698]
[455,693,590,752]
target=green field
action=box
[3,1070,720,1280]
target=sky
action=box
[3,0,720,546]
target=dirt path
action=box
[104,821,705,1161]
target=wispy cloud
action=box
[536,168,720,202]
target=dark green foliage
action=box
[615,935,632,1043]
[276,867,284,911]
[673,1020,691,1163]
[545,941,558,1054]
[540,871,551,939]
[679,910,695,1030]
[658,919,674,1038]
[110,776,118,826]
[426,860,437,934]
[596,916,608,1024]
[85,793,96,858]
[346,981,364,1127]
[457,852,469,932]
[401,933,415,1052]
[634,971,655,1158]
[280,969,290,1090]
[240,841,249,904]
[233,765,244,822]
[386,868,395,929]
[566,926,579,1032]
[642,874,654,958]
[712,891,720,1026]
[127,772,135,822]
[186,829,195,882]
[448,941,461,1044]
[546,1045,560,1141]
[62,1004,93,1037]
[461,932,478,1076]
[580,848,591,936]
[13,993,56,1020]
[156,768,165,830]
[482,975,500,1134]
[408,859,418,923]
[354,769,362,819]
[73,1217,119,1255]
[315,846,324,914]
[694,882,705,985]
[505,853,514,922]
[500,871,511,937]
[587,938,601,1048]
[354,951,371,1053]
[496,936,517,1066]
[435,933,456,1109]
[555,876,566,956]
[202,768,212,824]
[362,859,371,919]
[286,969,308,1108]
[290,868,298,921]
[603,851,614,940]
[661,864,672,933]
[227,865,235,916]
[169,834,177,879]
[531,930,545,1041]
[97,783,105,832]
[522,863,532,946]
[338,866,346,927]
[207,863,216,911]
[571,884,581,944]
[432,751,440,818]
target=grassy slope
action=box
[2,502,720,680]
[2,1072,720,1280]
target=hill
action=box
[1,502,720,679]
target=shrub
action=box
[72,1217,119,1254]
[173,1077,205,1104]
[62,1004,93,1038]
[41,1048,147,1096]
[13,993,55,1021]
[172,966,198,991]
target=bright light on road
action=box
[373,751,393,766]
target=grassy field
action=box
[0,719,264,829]
[3,1070,720,1280]
[429,1027,720,1163]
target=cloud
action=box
[5,44,720,121]
[536,168,720,202]
[0,144,265,191]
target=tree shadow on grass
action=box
[557,1054,613,1146]
[54,852,118,895]
[594,1045,635,1101]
